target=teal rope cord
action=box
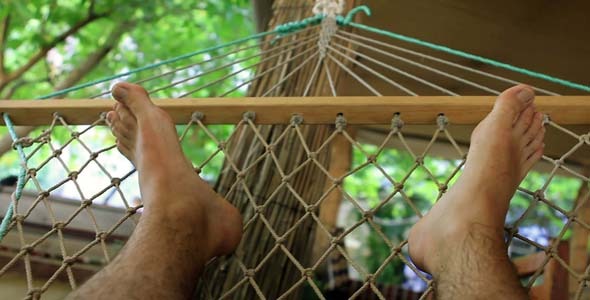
[0,113,28,242]
[336,5,372,26]
[342,18,590,92]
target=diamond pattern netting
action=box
[1,109,589,299]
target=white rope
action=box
[314,0,343,59]
[338,30,560,96]
[312,0,344,17]
[324,63,338,96]
[330,41,459,96]
[328,43,418,96]
[326,52,382,96]
[334,33,501,95]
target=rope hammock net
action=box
[1,1,590,299]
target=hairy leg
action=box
[408,85,545,300]
[67,83,242,300]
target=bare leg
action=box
[408,85,545,300]
[67,83,243,299]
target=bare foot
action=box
[106,82,242,258]
[408,85,545,274]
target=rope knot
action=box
[335,114,347,131]
[331,236,341,244]
[99,112,108,123]
[27,168,37,177]
[281,175,292,184]
[81,199,93,208]
[302,268,314,278]
[69,171,79,180]
[63,256,76,266]
[290,114,304,126]
[13,214,25,223]
[437,114,449,130]
[96,231,108,240]
[534,190,545,201]
[391,113,404,130]
[415,156,424,165]
[12,137,34,150]
[244,269,255,277]
[313,0,344,17]
[191,112,205,122]
[242,111,256,122]
[53,222,65,230]
[21,244,34,254]
[111,177,122,186]
[315,1,345,58]
[218,141,227,150]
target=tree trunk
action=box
[194,1,356,299]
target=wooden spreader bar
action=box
[1,96,589,126]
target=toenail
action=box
[516,88,535,103]
[112,85,128,100]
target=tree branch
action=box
[1,11,107,88]
[88,0,97,16]
[59,21,135,89]
[0,21,134,157]
[0,14,10,77]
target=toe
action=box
[513,105,535,135]
[523,126,545,161]
[116,140,134,161]
[111,82,154,117]
[106,111,117,126]
[522,146,544,177]
[492,85,535,126]
[521,112,544,148]
[116,104,137,126]
[113,121,134,141]
[108,112,134,142]
[108,112,121,134]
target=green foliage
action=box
[1,0,255,99]
[0,1,256,184]
[178,124,235,182]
